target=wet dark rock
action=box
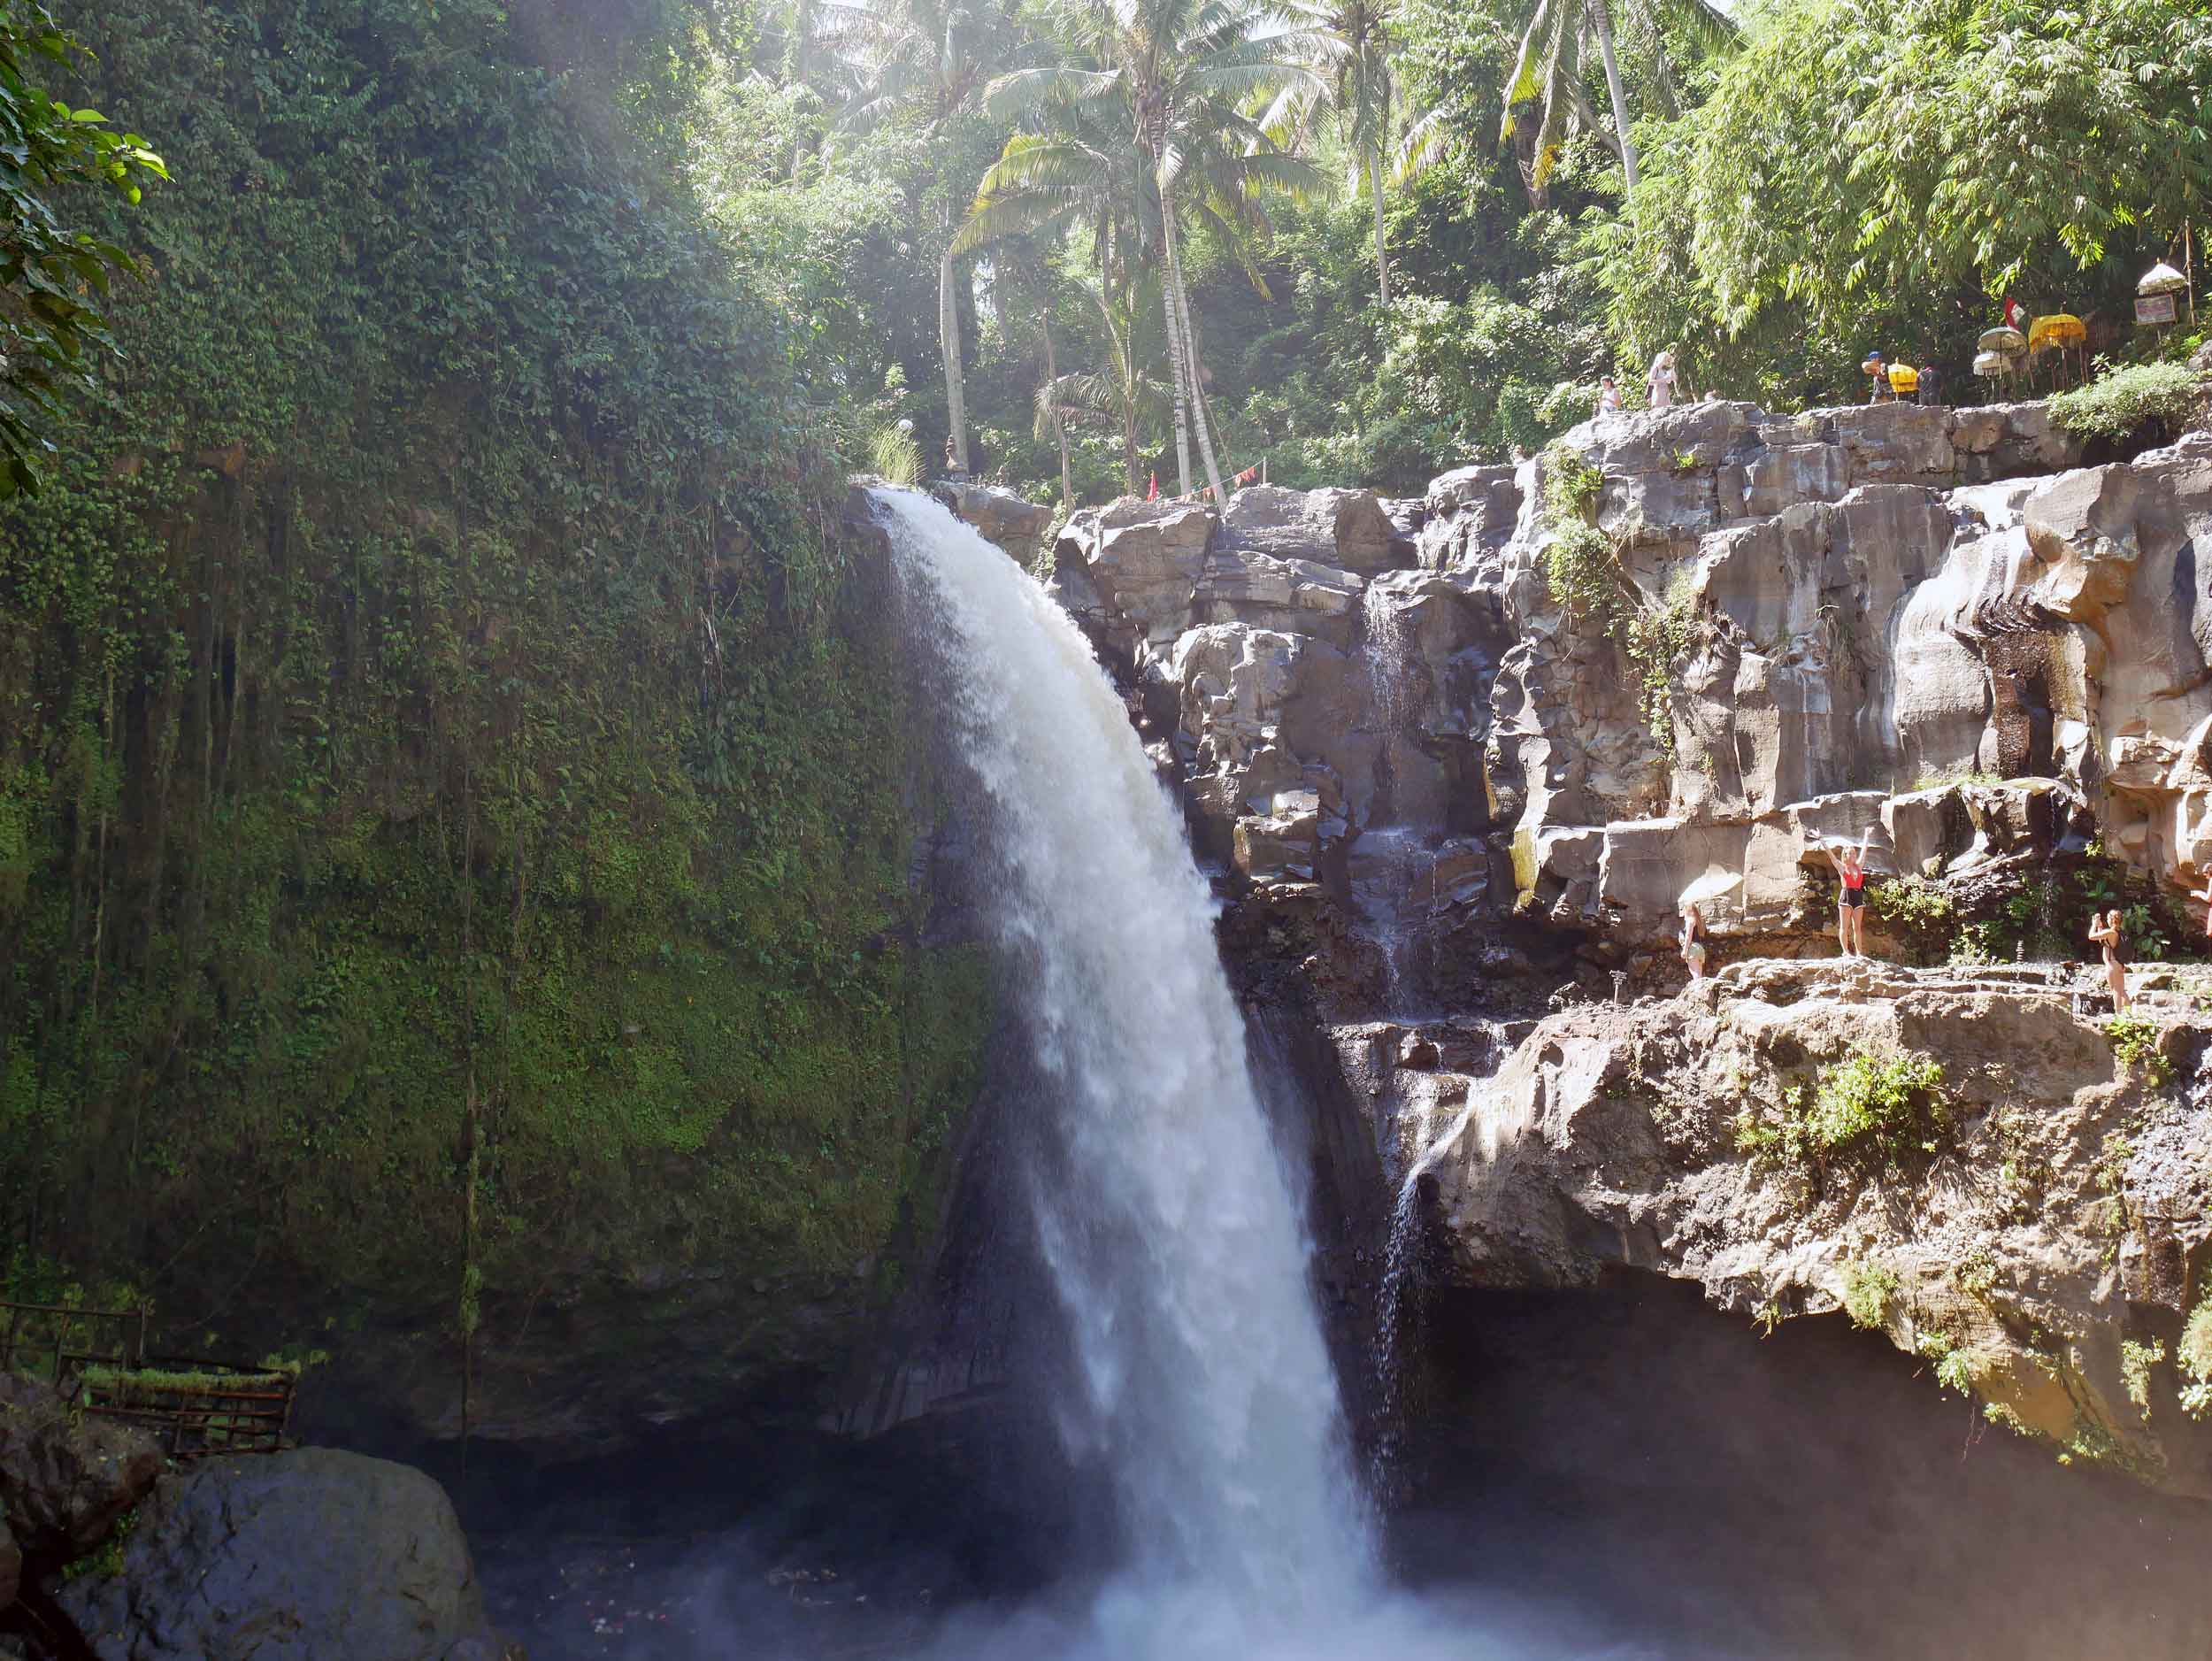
[59,1448,513,1661]
[0,1376,161,1563]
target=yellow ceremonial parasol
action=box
[2026,314,2085,350]
[2025,313,2087,388]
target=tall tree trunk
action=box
[1157,177,1194,497]
[1095,235,1141,498]
[1588,0,1640,192]
[1370,144,1391,307]
[1038,272,1072,512]
[1162,201,1227,507]
[940,250,970,473]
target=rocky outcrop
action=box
[60,1449,514,1661]
[1025,389,2212,1496]
[0,1377,163,1571]
[940,480,1055,568]
[1040,395,2208,1016]
[1376,959,2212,1492]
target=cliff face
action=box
[1399,959,2212,1494]
[1016,385,2212,1489]
[0,0,988,1461]
[1046,396,2212,965]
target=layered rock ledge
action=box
[1349,958,2212,1492]
[1031,396,2212,990]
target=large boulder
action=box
[60,1448,512,1661]
[1832,400,1956,486]
[0,1375,162,1564]
[1223,483,1402,574]
[2024,464,2147,619]
[1192,545,1364,647]
[1053,498,1216,656]
[1419,464,1525,571]
[1416,972,2212,1495]
[940,480,1054,566]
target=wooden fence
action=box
[1,1300,297,1459]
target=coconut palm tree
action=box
[826,0,1021,473]
[1033,265,1176,496]
[1272,0,1401,304]
[1500,0,1733,202]
[979,0,1321,504]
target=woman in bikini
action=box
[2088,909,2130,1013]
[1680,900,1709,980]
[1811,828,1875,957]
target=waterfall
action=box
[1363,579,1417,741]
[878,491,1371,1621]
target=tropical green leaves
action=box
[1601,0,2212,361]
[0,0,165,496]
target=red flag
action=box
[1147,472,1158,501]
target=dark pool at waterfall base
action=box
[465,1277,2212,1661]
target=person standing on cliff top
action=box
[1595,375,1623,417]
[2089,909,2131,1013]
[1646,350,1678,410]
[1863,352,1892,403]
[1679,901,1709,980]
[1809,828,1875,957]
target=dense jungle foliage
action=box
[0,0,987,1366]
[684,0,2208,499]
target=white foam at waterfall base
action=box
[874,493,1685,1661]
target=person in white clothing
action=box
[1646,350,1678,410]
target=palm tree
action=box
[955,78,1155,496]
[1500,0,1733,203]
[981,0,1320,504]
[1274,0,1401,305]
[826,0,1018,473]
[1033,265,1176,496]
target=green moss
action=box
[1735,1047,1950,1177]
[1839,1257,1897,1330]
[0,0,990,1361]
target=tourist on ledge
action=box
[1863,352,1893,403]
[1809,828,1875,957]
[1646,350,1678,410]
[1679,901,1709,980]
[1595,374,1623,416]
[2088,910,2131,1013]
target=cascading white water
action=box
[879,491,1371,1622]
[1362,581,1416,739]
[876,494,1668,1661]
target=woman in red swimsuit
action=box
[1812,828,1875,958]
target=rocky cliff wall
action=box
[1000,386,2212,1492]
[1039,395,2212,992]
